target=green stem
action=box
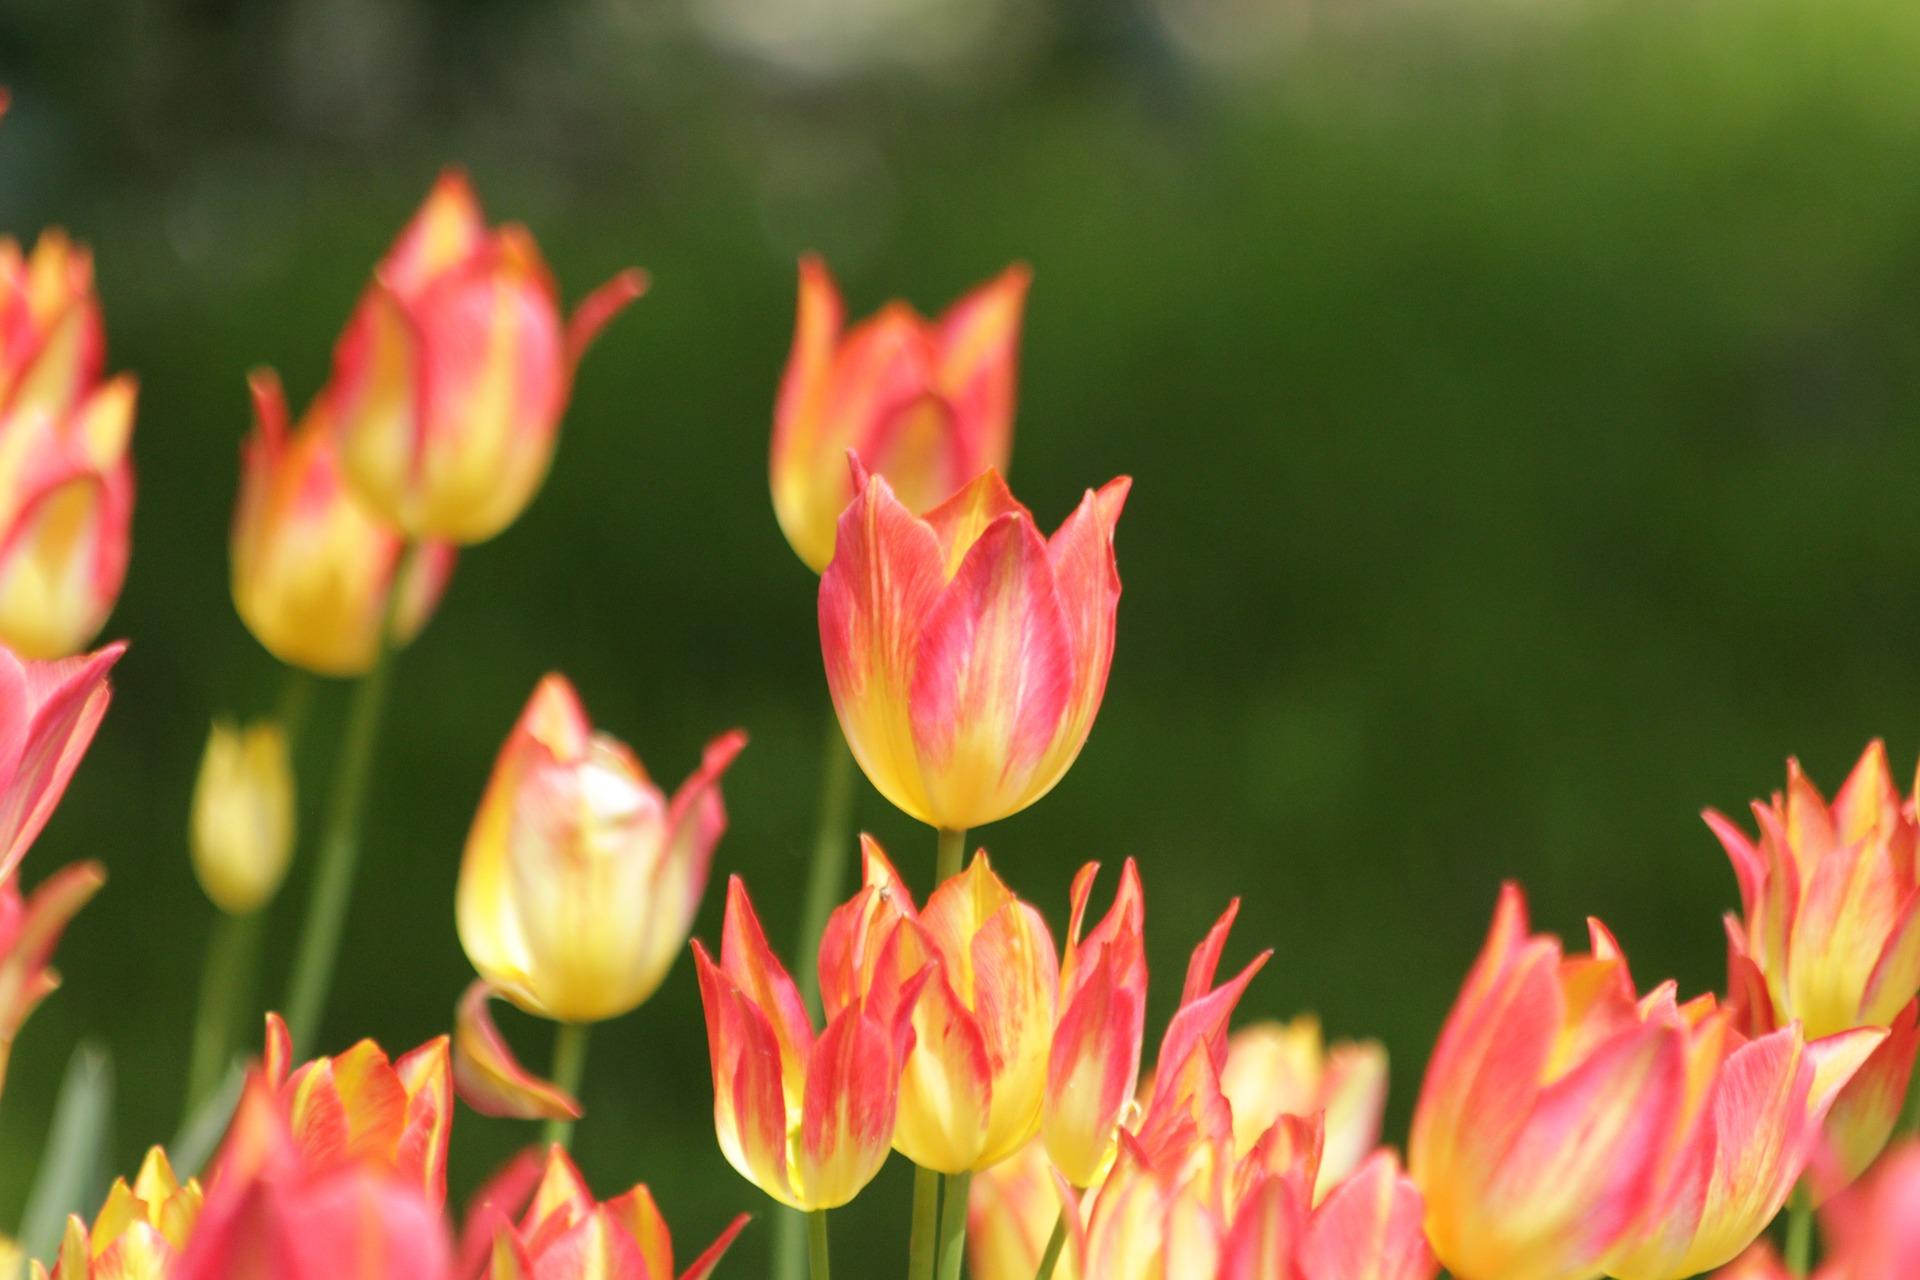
[1034,1211,1066,1280]
[936,1171,972,1280]
[184,909,262,1114]
[276,667,315,739]
[542,1022,591,1149]
[908,1163,941,1280]
[1783,1187,1813,1277]
[807,1210,832,1280]
[935,827,966,885]
[280,559,406,1059]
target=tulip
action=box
[0,231,135,659]
[1815,1140,1920,1279]
[693,876,927,1210]
[967,1140,1081,1280]
[1045,859,1147,1189]
[329,170,646,544]
[819,837,1057,1173]
[0,861,103,1097]
[260,1011,454,1207]
[819,463,1128,831]
[1220,1152,1437,1280]
[189,718,294,915]
[771,256,1029,572]
[458,674,745,1024]
[232,370,455,678]
[452,979,582,1122]
[1713,742,1920,1187]
[1219,1017,1387,1201]
[36,1147,203,1280]
[475,1144,748,1280]
[0,640,120,884]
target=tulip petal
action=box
[1821,998,1920,1191]
[796,1003,901,1209]
[454,981,584,1122]
[677,1213,750,1280]
[893,956,994,1173]
[1299,1153,1436,1280]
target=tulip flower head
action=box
[0,232,135,659]
[818,836,1058,1173]
[36,1147,203,1280]
[1219,1016,1388,1201]
[189,718,294,915]
[694,876,927,1211]
[458,675,745,1024]
[1713,742,1920,1187]
[772,256,1029,572]
[330,170,646,544]
[968,1139,1081,1280]
[476,1144,748,1280]
[820,463,1129,831]
[0,860,103,1099]
[232,370,455,678]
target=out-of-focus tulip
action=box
[771,256,1029,572]
[968,1139,1080,1280]
[693,876,927,1210]
[1219,1017,1387,1201]
[452,979,582,1122]
[820,464,1129,831]
[458,675,744,1024]
[0,640,120,883]
[329,170,645,544]
[475,1144,748,1280]
[1412,885,1881,1280]
[0,860,102,1097]
[1816,1140,1920,1279]
[1714,1244,1791,1280]
[189,718,294,915]
[819,837,1057,1173]
[1712,742,1920,1187]
[0,232,134,659]
[260,1012,454,1207]
[232,370,455,678]
[1045,859,1147,1188]
[178,1073,451,1280]
[37,1147,203,1280]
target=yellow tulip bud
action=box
[190,719,294,915]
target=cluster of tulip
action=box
[1,87,1919,1280]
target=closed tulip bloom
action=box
[1713,742,1920,1186]
[1220,1017,1387,1201]
[820,463,1129,831]
[694,877,927,1211]
[232,370,455,678]
[330,170,646,544]
[1045,859,1148,1188]
[477,1145,748,1280]
[819,837,1058,1173]
[189,718,294,915]
[36,1147,203,1280]
[0,861,103,1098]
[0,232,135,659]
[772,256,1029,572]
[458,675,745,1024]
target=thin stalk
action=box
[183,909,262,1113]
[1783,1187,1813,1277]
[276,666,315,738]
[908,1163,941,1280]
[807,1210,832,1280]
[935,827,966,884]
[1034,1211,1066,1280]
[542,1022,592,1149]
[936,1170,972,1280]
[281,555,408,1058]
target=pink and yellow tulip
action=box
[820,463,1128,832]
[329,170,645,545]
[474,1144,747,1280]
[231,370,455,677]
[0,859,103,1098]
[1712,742,1920,1186]
[772,256,1029,572]
[818,836,1057,1173]
[457,674,745,1024]
[1045,859,1147,1188]
[36,1148,202,1280]
[967,1139,1081,1280]
[0,232,134,659]
[693,876,927,1211]
[0,639,121,883]
[1219,1017,1387,1201]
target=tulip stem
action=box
[908,1163,941,1280]
[808,1210,831,1279]
[281,562,405,1059]
[542,1021,591,1149]
[183,908,261,1116]
[1035,1211,1066,1280]
[1783,1186,1813,1276]
[935,827,966,884]
[936,1171,972,1280]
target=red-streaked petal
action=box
[1298,1153,1436,1280]
[453,980,584,1122]
[796,1003,900,1209]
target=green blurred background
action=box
[4,0,1920,1264]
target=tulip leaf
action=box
[168,1062,244,1179]
[17,1041,114,1263]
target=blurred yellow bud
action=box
[190,719,294,915]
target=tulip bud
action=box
[329,170,645,544]
[820,464,1129,832]
[231,370,456,678]
[189,718,294,915]
[1045,860,1147,1189]
[1219,1017,1387,1201]
[457,675,744,1024]
[0,232,135,659]
[772,256,1029,572]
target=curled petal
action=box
[453,980,583,1122]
